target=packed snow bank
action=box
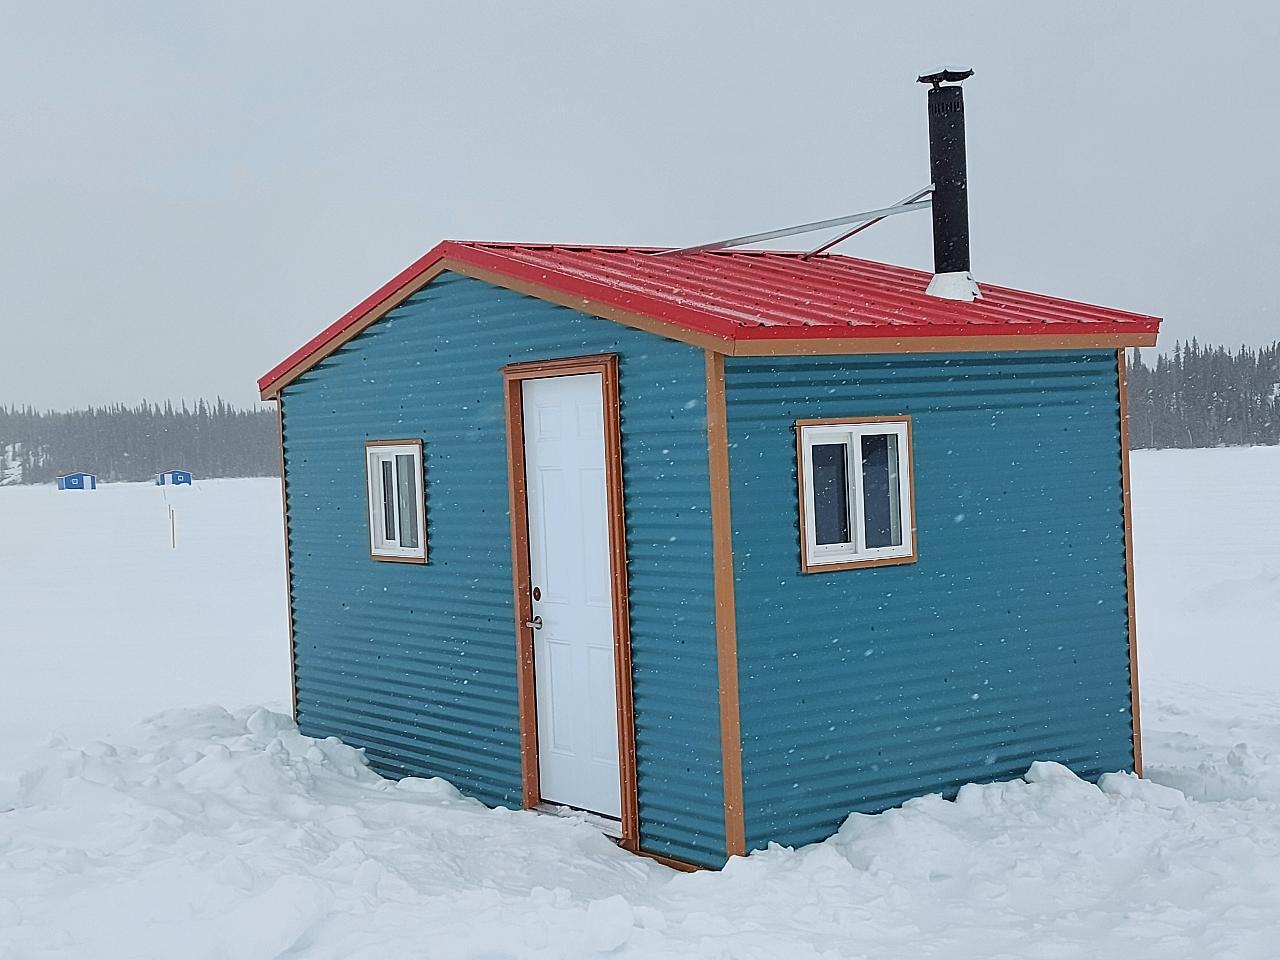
[1144,682,1280,803]
[0,707,665,959]
[2,705,1278,959]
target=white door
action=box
[522,372,621,818]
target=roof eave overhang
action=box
[258,241,740,399]
[727,329,1158,357]
[257,242,1162,400]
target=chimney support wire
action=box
[801,185,936,260]
[657,189,934,257]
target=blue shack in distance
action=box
[156,469,193,486]
[56,472,97,491]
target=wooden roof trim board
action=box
[1116,348,1144,776]
[258,241,1162,399]
[729,332,1157,356]
[258,252,735,399]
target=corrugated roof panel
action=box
[259,241,1161,397]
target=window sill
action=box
[800,551,917,574]
[370,552,428,564]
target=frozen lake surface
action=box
[0,447,1277,958]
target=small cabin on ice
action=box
[56,472,97,491]
[156,469,193,486]
[258,73,1161,869]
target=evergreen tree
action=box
[1127,341,1279,449]
[0,401,278,484]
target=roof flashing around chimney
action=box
[925,270,982,302]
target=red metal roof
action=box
[259,241,1161,397]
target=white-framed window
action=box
[364,440,426,562]
[796,417,916,572]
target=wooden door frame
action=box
[500,353,640,851]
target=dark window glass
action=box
[396,453,419,549]
[861,432,903,548]
[381,459,396,542]
[811,442,851,545]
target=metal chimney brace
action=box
[918,68,980,301]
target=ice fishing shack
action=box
[56,472,97,491]
[156,469,193,486]
[258,71,1161,869]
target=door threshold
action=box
[534,802,623,839]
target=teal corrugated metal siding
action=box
[282,273,725,866]
[724,351,1134,852]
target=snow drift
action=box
[2,702,1278,959]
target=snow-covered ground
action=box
[1132,446,1280,695]
[0,480,290,773]
[0,448,1277,958]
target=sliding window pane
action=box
[811,442,852,545]
[860,432,902,548]
[396,454,420,549]
[381,459,396,542]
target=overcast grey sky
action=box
[2,3,1277,409]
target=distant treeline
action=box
[0,343,1275,484]
[1127,341,1279,450]
[0,400,278,485]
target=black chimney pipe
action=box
[918,68,974,283]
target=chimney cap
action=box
[917,66,974,87]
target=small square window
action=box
[365,440,426,562]
[797,417,915,572]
